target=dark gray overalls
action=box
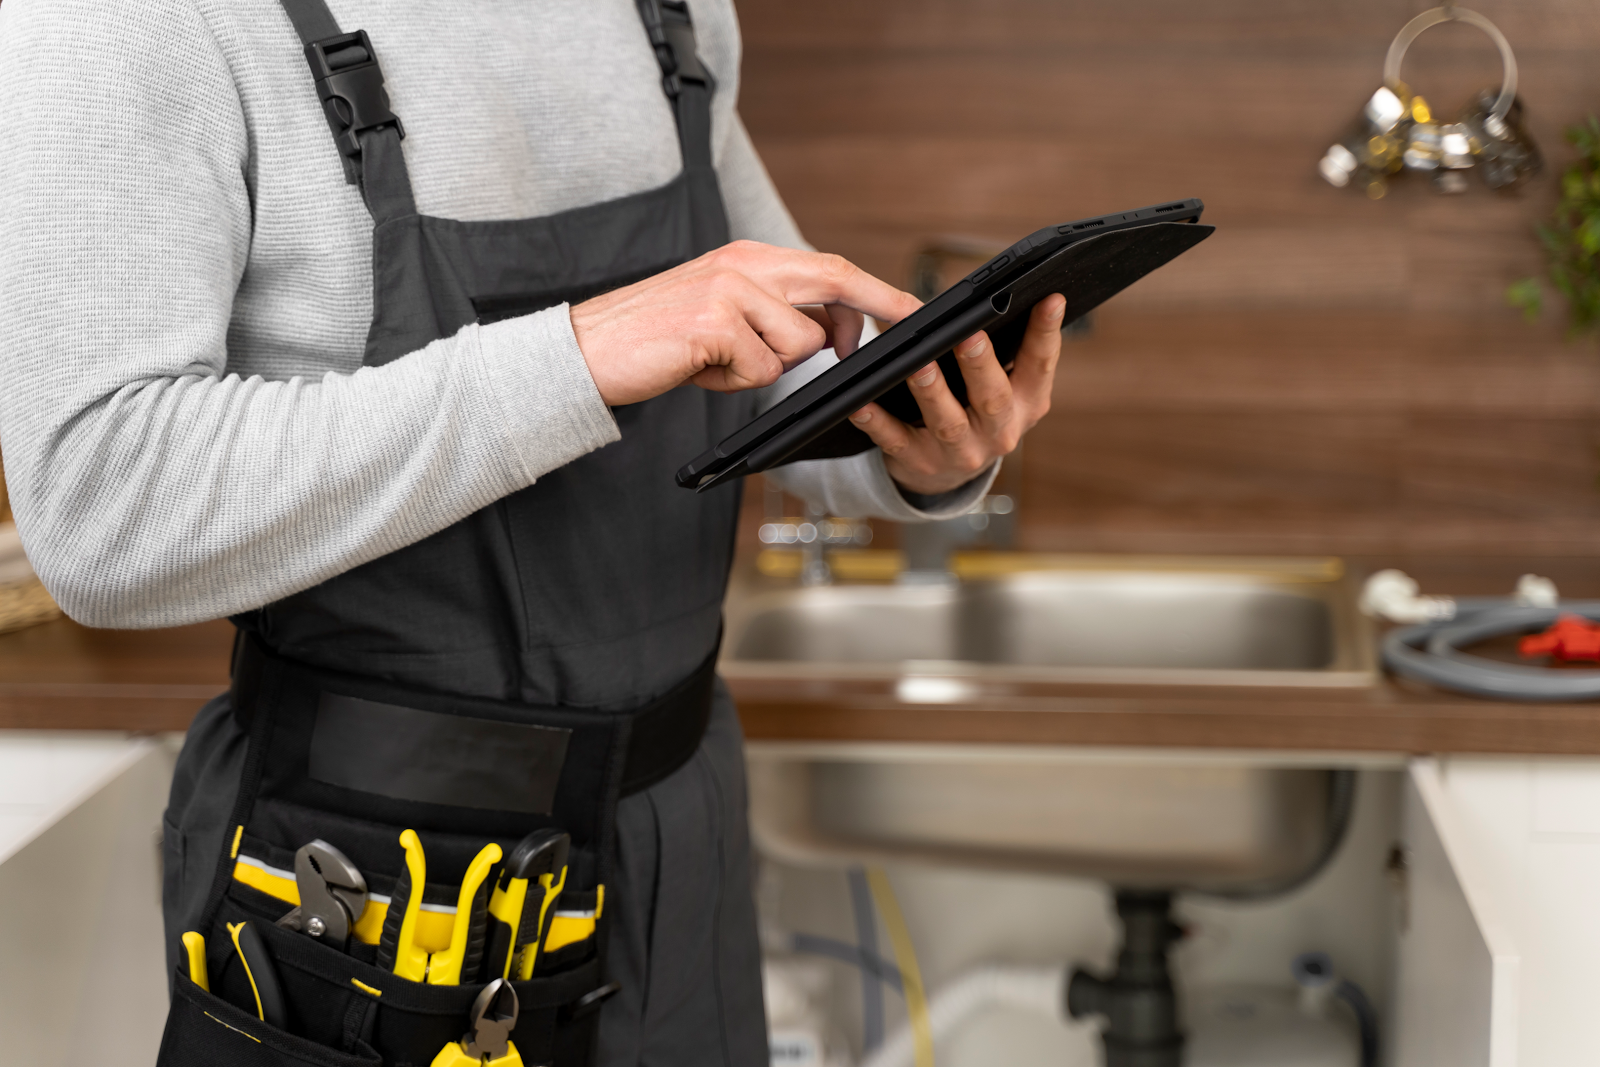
[156,2,765,1064]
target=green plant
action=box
[1508,116,1600,334]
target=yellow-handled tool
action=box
[427,840,502,985]
[181,931,209,992]
[227,920,288,1029]
[377,829,431,982]
[485,829,570,981]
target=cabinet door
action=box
[1392,759,1520,1067]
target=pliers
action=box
[275,839,369,951]
[429,978,524,1067]
[427,840,502,985]
[378,830,502,985]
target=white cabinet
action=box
[1397,757,1600,1067]
[1392,759,1519,1066]
[0,732,176,1065]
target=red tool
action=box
[1519,614,1600,662]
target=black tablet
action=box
[676,199,1213,491]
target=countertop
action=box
[0,616,234,730]
[5,557,1600,755]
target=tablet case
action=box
[678,202,1213,491]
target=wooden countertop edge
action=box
[728,681,1600,755]
[0,685,225,732]
[4,678,1597,757]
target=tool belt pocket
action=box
[176,897,604,1066]
[158,968,382,1067]
[224,831,604,976]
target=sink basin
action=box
[725,554,1370,890]
[724,554,1373,687]
[745,745,1349,892]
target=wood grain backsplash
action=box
[735,0,1600,556]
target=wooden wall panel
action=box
[735,0,1600,555]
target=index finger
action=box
[724,243,923,326]
[795,303,866,357]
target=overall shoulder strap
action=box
[276,0,417,222]
[636,0,729,251]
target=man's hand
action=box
[845,294,1066,496]
[569,241,921,407]
[569,240,1064,499]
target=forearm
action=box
[3,312,616,628]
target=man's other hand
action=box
[845,294,1066,496]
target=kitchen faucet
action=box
[898,492,1016,583]
[799,501,832,587]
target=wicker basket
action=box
[0,574,61,634]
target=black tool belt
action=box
[230,635,717,805]
[158,635,717,1067]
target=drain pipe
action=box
[1066,890,1186,1067]
[859,964,1066,1067]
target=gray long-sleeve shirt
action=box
[0,0,993,629]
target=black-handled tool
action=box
[377,829,429,981]
[485,829,570,981]
[228,920,288,1030]
[275,839,368,951]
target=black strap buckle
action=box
[560,981,623,1024]
[304,30,404,177]
[640,0,710,98]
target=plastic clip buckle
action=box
[649,1,708,99]
[304,30,404,179]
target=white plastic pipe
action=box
[861,964,1066,1067]
[1359,569,1456,624]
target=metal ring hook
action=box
[1383,5,1518,121]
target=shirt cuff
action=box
[472,304,620,484]
[770,448,1000,522]
[895,468,1001,515]
[870,450,1001,520]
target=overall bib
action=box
[156,1,761,1064]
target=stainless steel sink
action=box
[725,554,1371,891]
[724,554,1373,687]
[745,745,1350,892]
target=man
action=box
[0,0,1064,1063]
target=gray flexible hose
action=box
[1382,599,1600,701]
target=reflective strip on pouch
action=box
[231,854,598,954]
[545,885,603,952]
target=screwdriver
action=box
[427,840,502,985]
[181,931,209,992]
[485,829,570,982]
